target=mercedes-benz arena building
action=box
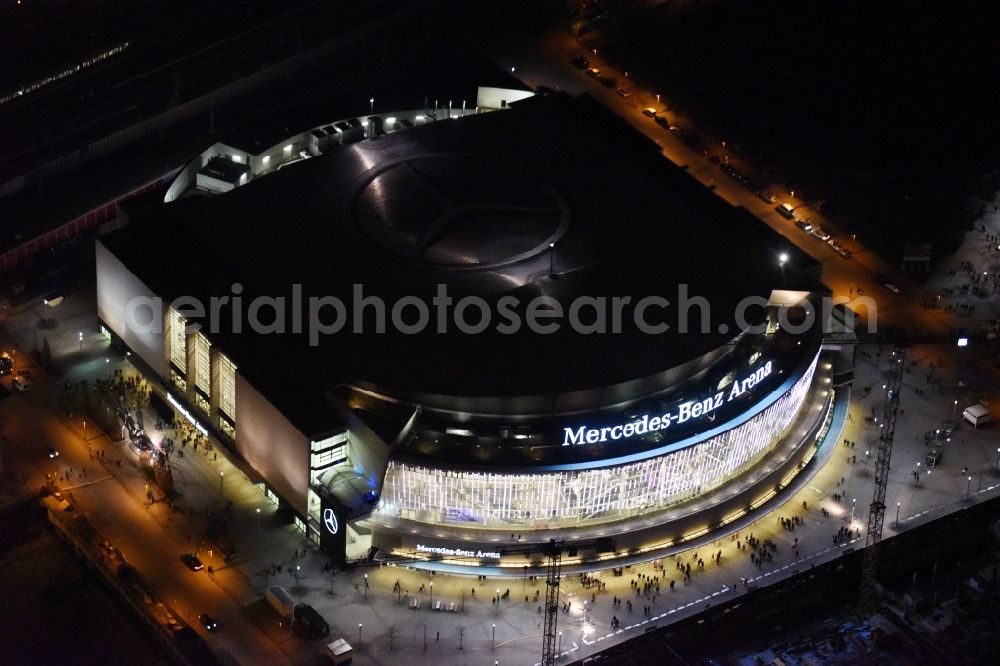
[96,92,836,573]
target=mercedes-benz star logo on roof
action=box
[351,154,570,270]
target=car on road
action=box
[615,87,630,98]
[598,76,616,88]
[654,116,671,129]
[838,248,853,259]
[776,203,796,219]
[756,190,777,204]
[571,56,589,70]
[795,220,813,232]
[876,274,901,293]
[585,67,601,78]
[47,447,59,459]
[827,239,843,252]
[810,226,831,241]
[198,614,219,632]
[11,375,31,392]
[642,107,657,117]
[181,553,204,571]
[720,164,749,184]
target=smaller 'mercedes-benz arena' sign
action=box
[563,360,774,446]
[416,544,502,559]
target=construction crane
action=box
[541,539,565,666]
[857,348,905,615]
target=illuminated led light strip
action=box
[0,43,130,106]
[167,392,209,436]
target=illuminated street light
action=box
[778,253,789,265]
[219,471,224,498]
[549,242,555,277]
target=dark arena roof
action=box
[103,93,821,437]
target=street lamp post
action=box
[558,631,563,655]
[548,242,555,277]
[366,574,370,601]
[849,498,856,525]
[368,98,374,138]
[429,581,432,607]
[895,501,901,528]
[219,472,224,498]
[358,623,362,644]
[492,623,496,650]
[966,475,972,501]
[256,508,261,529]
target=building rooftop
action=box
[102,93,821,437]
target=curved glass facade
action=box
[373,353,819,530]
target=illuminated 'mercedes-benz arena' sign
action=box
[563,360,774,446]
[416,544,502,559]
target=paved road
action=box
[0,345,290,665]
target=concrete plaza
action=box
[2,276,998,666]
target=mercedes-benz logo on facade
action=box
[323,508,339,535]
[351,154,570,270]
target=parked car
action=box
[654,116,671,129]
[571,56,589,70]
[828,239,844,252]
[642,107,657,117]
[11,375,31,392]
[181,553,204,571]
[838,248,853,259]
[776,203,796,219]
[756,190,777,204]
[810,226,831,241]
[198,614,219,632]
[598,76,616,88]
[615,87,630,98]
[47,447,59,459]
[795,220,813,232]
[585,67,601,78]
